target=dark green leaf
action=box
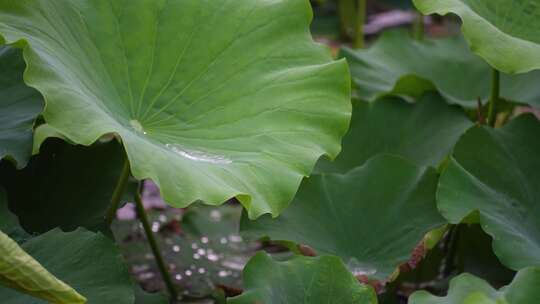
[0,228,134,304]
[0,138,132,234]
[228,252,377,304]
[343,31,540,107]
[316,93,473,173]
[438,114,540,270]
[0,46,43,168]
[409,267,540,304]
[242,155,445,280]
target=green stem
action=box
[353,0,366,49]
[338,0,350,39]
[487,69,500,127]
[413,11,425,41]
[105,158,131,226]
[134,183,178,301]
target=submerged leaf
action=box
[438,114,540,270]
[228,252,377,304]
[242,155,445,280]
[0,46,43,168]
[0,0,351,218]
[414,0,540,74]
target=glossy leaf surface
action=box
[409,267,540,304]
[343,31,540,107]
[0,46,43,168]
[0,0,350,218]
[414,0,540,73]
[228,252,377,304]
[438,114,540,270]
[242,155,445,280]
[316,93,472,173]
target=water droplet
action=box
[132,264,150,273]
[201,236,209,244]
[222,259,244,271]
[151,222,160,232]
[347,258,377,277]
[172,245,181,253]
[191,243,199,250]
[228,235,242,243]
[175,274,183,281]
[193,253,201,260]
[197,248,206,256]
[159,215,167,223]
[185,270,192,276]
[164,144,232,164]
[198,268,206,274]
[218,270,230,278]
[207,253,219,262]
[220,237,228,244]
[210,210,222,221]
[139,272,155,280]
[130,120,147,135]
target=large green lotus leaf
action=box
[0,138,133,234]
[414,0,540,74]
[316,93,472,173]
[228,252,377,304]
[343,31,540,107]
[437,114,540,270]
[241,155,445,280]
[0,46,43,168]
[409,267,540,304]
[0,0,350,219]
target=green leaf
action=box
[437,114,540,270]
[409,267,540,304]
[0,46,43,168]
[413,0,540,74]
[0,188,85,304]
[0,228,134,304]
[0,138,133,234]
[228,252,377,304]
[316,93,473,173]
[241,155,445,280]
[0,230,87,304]
[343,30,540,107]
[0,0,351,218]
